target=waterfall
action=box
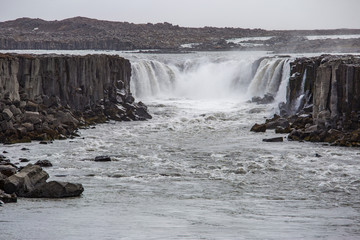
[131,59,177,98]
[246,58,287,98]
[130,53,292,104]
[294,69,307,111]
[274,59,291,105]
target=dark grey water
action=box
[1,51,360,240]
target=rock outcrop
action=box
[3,163,84,198]
[256,55,360,146]
[0,53,151,144]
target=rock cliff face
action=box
[0,53,151,144]
[284,55,360,125]
[0,53,131,108]
[277,55,360,146]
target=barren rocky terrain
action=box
[0,17,360,52]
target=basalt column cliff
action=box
[255,55,360,147]
[0,53,151,144]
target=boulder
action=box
[0,172,7,189]
[24,101,39,112]
[250,123,266,132]
[3,164,49,196]
[22,122,34,131]
[135,104,152,120]
[24,111,42,125]
[56,111,79,126]
[27,181,84,198]
[0,189,17,203]
[323,129,344,143]
[266,118,289,129]
[262,137,284,142]
[304,124,319,134]
[10,105,22,116]
[2,108,13,121]
[35,160,53,167]
[0,165,17,177]
[94,156,111,162]
[251,94,274,104]
[275,126,291,134]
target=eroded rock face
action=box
[0,53,151,143]
[254,55,360,146]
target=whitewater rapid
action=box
[1,51,360,240]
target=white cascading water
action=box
[130,53,291,107]
[294,69,307,112]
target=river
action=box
[1,50,360,240]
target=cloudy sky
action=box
[1,0,359,30]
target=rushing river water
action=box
[1,51,360,240]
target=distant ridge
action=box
[0,17,360,52]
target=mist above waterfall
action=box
[130,52,291,107]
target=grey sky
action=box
[1,0,359,30]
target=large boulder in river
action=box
[3,164,84,198]
[0,189,17,203]
[3,164,49,196]
[27,181,84,198]
[250,123,266,132]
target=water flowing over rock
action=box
[0,53,151,143]
[271,55,360,146]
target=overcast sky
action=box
[1,0,359,30]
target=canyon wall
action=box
[0,53,151,144]
[280,55,360,146]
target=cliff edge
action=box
[0,53,151,144]
[252,55,360,147]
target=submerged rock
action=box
[250,123,266,132]
[94,156,112,162]
[262,137,284,142]
[251,94,274,104]
[35,160,53,167]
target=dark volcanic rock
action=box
[3,163,84,198]
[35,160,53,167]
[27,181,84,198]
[0,189,17,203]
[258,55,360,146]
[0,53,151,144]
[251,94,275,104]
[250,123,267,132]
[94,156,111,162]
[265,116,289,129]
[0,165,17,177]
[3,164,49,196]
[262,137,284,142]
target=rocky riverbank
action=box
[0,53,151,144]
[251,55,360,147]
